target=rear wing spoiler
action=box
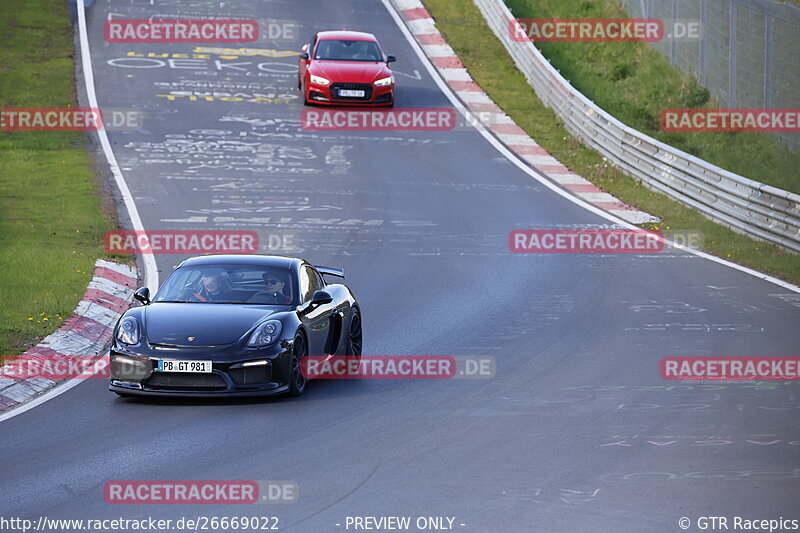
[315,265,345,279]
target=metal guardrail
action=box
[473,0,800,252]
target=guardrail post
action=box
[764,15,773,109]
[729,2,737,107]
[700,0,707,85]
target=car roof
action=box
[317,30,377,42]
[178,254,302,270]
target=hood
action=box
[143,303,278,347]
[310,61,391,83]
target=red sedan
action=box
[298,30,396,107]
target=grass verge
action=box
[0,0,118,355]
[423,0,800,284]
[507,0,800,194]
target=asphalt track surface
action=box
[2,1,799,532]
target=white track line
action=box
[77,1,158,291]
[380,0,800,293]
[0,1,158,423]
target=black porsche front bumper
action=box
[108,342,294,397]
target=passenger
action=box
[262,273,291,304]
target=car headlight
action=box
[116,317,140,345]
[247,320,283,347]
[374,76,394,86]
[310,75,331,86]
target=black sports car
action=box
[108,254,362,397]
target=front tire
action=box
[299,78,312,105]
[288,333,307,396]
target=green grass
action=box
[506,0,800,194]
[0,0,117,355]
[423,0,800,283]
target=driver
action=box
[262,273,291,304]
[352,41,375,60]
[193,273,233,302]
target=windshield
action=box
[153,265,297,305]
[314,39,382,61]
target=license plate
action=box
[339,89,365,97]
[157,360,213,373]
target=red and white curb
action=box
[0,260,136,413]
[393,0,660,225]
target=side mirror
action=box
[298,290,333,316]
[386,54,396,63]
[133,287,150,305]
[299,51,310,60]
[310,290,333,306]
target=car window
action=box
[153,265,296,305]
[300,265,324,302]
[314,39,382,61]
